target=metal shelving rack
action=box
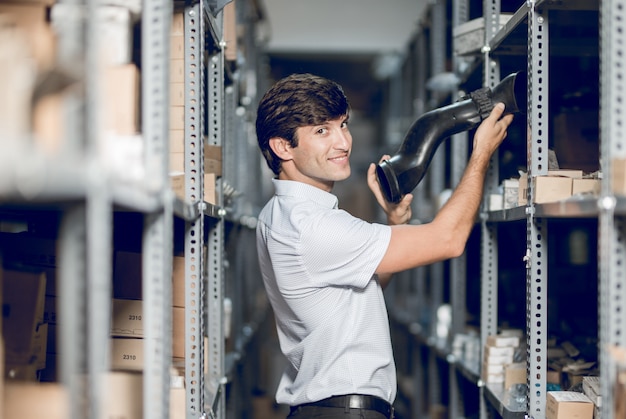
[386,0,608,417]
[0,0,267,418]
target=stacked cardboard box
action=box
[482,333,521,384]
[518,170,601,205]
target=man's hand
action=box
[367,155,413,225]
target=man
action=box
[255,73,513,418]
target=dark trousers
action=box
[287,405,389,419]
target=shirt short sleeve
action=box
[299,208,391,289]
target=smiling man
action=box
[255,73,513,418]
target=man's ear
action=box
[269,137,293,160]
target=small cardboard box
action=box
[546,391,594,419]
[535,176,573,203]
[572,178,600,196]
[4,382,69,419]
[486,334,520,348]
[612,157,626,195]
[504,362,526,389]
[111,299,144,338]
[101,372,143,419]
[110,337,143,371]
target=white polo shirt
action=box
[256,179,395,406]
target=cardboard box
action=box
[170,105,185,130]
[170,151,185,172]
[104,64,140,135]
[572,178,600,196]
[3,382,69,419]
[0,3,57,70]
[110,337,143,371]
[504,362,526,389]
[223,0,237,61]
[205,173,217,205]
[613,158,626,195]
[111,299,144,338]
[101,372,143,419]
[170,82,185,107]
[170,386,186,419]
[546,391,594,419]
[170,58,185,83]
[110,299,185,358]
[170,129,184,153]
[171,11,184,36]
[486,334,520,348]
[170,35,184,59]
[535,176,573,203]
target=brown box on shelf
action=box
[486,334,520,348]
[101,372,143,419]
[223,0,237,61]
[170,35,184,59]
[170,58,184,83]
[553,111,600,173]
[4,382,69,419]
[504,362,526,390]
[205,173,217,205]
[518,171,583,204]
[204,158,222,176]
[171,11,184,36]
[111,298,143,338]
[170,81,185,107]
[110,337,143,371]
[546,391,594,419]
[104,63,140,135]
[170,129,184,153]
[572,178,600,196]
[0,3,57,71]
[170,151,185,172]
[170,105,185,130]
[612,158,626,195]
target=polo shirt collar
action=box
[272,179,339,209]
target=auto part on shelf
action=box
[375,71,527,204]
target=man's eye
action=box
[316,127,327,134]
[341,121,349,128]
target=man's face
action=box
[282,115,352,191]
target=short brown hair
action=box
[256,73,350,176]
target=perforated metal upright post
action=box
[526,3,549,418]
[599,0,626,416]
[184,3,206,417]
[142,1,174,418]
[205,17,226,418]
[479,1,503,418]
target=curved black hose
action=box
[376,71,526,203]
